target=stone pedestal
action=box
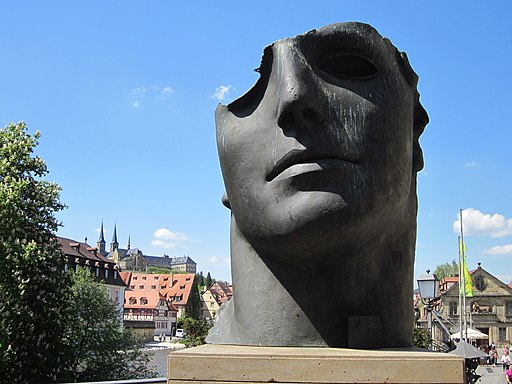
[167,344,465,384]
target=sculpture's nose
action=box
[275,41,325,131]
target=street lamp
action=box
[417,270,440,349]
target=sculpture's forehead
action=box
[256,22,394,71]
[275,22,386,49]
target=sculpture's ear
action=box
[222,193,231,209]
[412,101,428,172]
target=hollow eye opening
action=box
[319,53,378,81]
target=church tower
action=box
[110,224,119,253]
[97,221,106,255]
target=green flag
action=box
[460,241,473,298]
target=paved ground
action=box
[476,365,506,383]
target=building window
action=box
[151,285,157,290]
[114,271,118,279]
[475,276,486,292]
[133,276,138,280]
[140,297,148,305]
[129,297,136,305]
[499,327,507,341]
[96,267,100,277]
[449,302,457,316]
[142,276,147,280]
[105,269,109,278]
[139,285,144,289]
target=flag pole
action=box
[460,209,468,341]
[458,235,463,341]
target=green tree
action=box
[0,122,69,383]
[412,327,431,349]
[181,317,212,347]
[205,272,213,288]
[196,271,205,288]
[187,276,202,319]
[434,259,458,280]
[60,267,156,382]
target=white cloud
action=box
[465,161,478,168]
[453,208,512,238]
[206,256,230,265]
[130,85,158,96]
[211,85,233,101]
[162,86,174,94]
[154,228,188,241]
[128,85,174,106]
[485,244,512,256]
[151,228,189,249]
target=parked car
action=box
[175,328,185,338]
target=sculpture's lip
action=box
[266,147,360,182]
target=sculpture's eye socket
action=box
[319,53,378,81]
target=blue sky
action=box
[1,1,511,284]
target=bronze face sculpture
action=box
[207,22,428,348]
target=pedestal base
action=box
[167,344,465,384]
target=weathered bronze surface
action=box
[207,22,428,348]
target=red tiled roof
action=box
[57,236,115,267]
[162,273,195,305]
[209,280,233,304]
[124,290,167,309]
[121,272,195,306]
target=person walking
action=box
[502,351,511,371]
[506,364,512,384]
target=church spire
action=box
[110,223,119,253]
[97,220,106,255]
[127,234,131,250]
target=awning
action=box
[450,327,489,340]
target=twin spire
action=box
[97,221,129,255]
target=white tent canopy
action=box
[450,327,489,340]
